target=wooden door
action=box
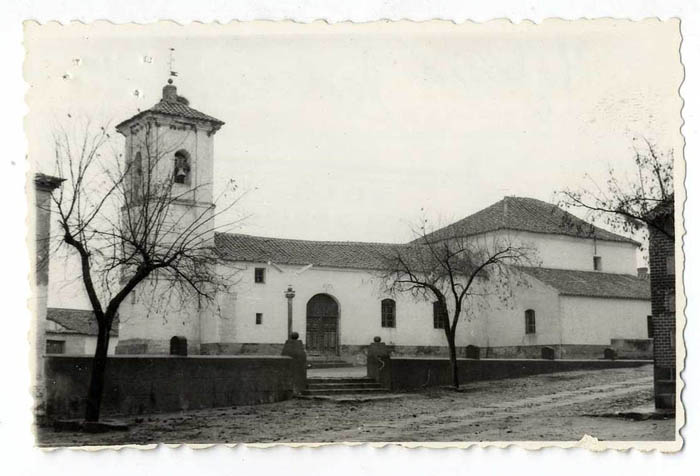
[306,294,338,355]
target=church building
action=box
[114,82,652,363]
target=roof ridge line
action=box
[518,265,643,278]
[416,196,639,245]
[47,307,95,313]
[216,231,406,247]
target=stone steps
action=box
[307,360,353,369]
[307,377,376,385]
[302,377,389,396]
[306,355,354,369]
[302,388,389,396]
[307,382,383,390]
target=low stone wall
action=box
[200,342,285,355]
[118,340,636,363]
[611,338,653,360]
[340,344,468,365]
[374,357,653,391]
[345,343,630,364]
[485,344,610,360]
[115,338,201,355]
[44,355,296,420]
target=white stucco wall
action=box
[117,115,219,350]
[45,333,118,355]
[122,115,215,205]
[530,233,638,275]
[473,230,639,275]
[213,261,482,349]
[82,335,119,355]
[119,259,650,355]
[479,273,563,348]
[211,262,649,351]
[121,117,217,250]
[559,296,650,345]
[119,279,206,347]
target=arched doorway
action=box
[306,294,339,355]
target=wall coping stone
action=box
[44,354,293,360]
[388,357,653,364]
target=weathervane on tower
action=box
[168,47,178,84]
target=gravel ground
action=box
[37,364,675,446]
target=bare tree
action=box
[558,138,674,243]
[47,117,243,422]
[377,228,535,389]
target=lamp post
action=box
[284,285,296,339]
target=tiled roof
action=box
[46,308,119,337]
[519,267,650,300]
[214,235,649,300]
[416,197,638,245]
[148,100,224,125]
[215,233,405,270]
[116,99,224,130]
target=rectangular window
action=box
[433,302,447,329]
[255,313,263,325]
[593,256,602,271]
[647,315,654,339]
[46,340,65,354]
[254,268,266,283]
[525,309,536,334]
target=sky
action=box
[24,20,683,307]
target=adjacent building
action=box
[45,308,119,356]
[646,196,676,410]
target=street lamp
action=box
[285,285,296,339]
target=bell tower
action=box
[114,79,225,355]
[116,78,224,211]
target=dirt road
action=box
[37,364,675,446]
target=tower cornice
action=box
[116,83,224,136]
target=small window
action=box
[593,256,602,271]
[173,150,191,185]
[525,309,536,334]
[254,268,266,283]
[46,340,65,354]
[646,315,654,339]
[255,313,263,325]
[381,299,396,328]
[433,301,447,329]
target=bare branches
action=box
[378,226,535,334]
[50,118,243,325]
[47,110,241,422]
[558,138,674,243]
[376,223,536,388]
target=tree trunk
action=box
[84,322,111,422]
[446,330,459,389]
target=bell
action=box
[173,170,187,184]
